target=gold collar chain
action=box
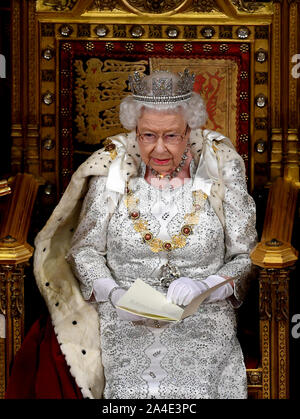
[125,185,207,253]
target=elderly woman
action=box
[6,69,256,400]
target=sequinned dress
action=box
[67,156,257,399]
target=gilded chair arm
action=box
[251,177,298,269]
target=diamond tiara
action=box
[128,69,195,104]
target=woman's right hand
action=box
[110,287,143,322]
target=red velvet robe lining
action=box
[5,315,83,399]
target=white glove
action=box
[166,275,233,306]
[93,278,142,321]
[93,277,119,302]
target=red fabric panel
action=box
[5,315,83,399]
[245,357,260,369]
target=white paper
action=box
[117,277,234,322]
[117,279,184,321]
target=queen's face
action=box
[136,109,190,175]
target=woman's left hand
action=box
[167,275,234,306]
[166,277,208,306]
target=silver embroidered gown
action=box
[67,157,257,399]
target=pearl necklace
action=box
[150,147,189,180]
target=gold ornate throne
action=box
[1,0,299,399]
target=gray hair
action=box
[119,72,208,130]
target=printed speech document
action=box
[116,277,233,322]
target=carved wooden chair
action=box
[248,178,298,398]
[1,0,299,399]
[0,174,38,398]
